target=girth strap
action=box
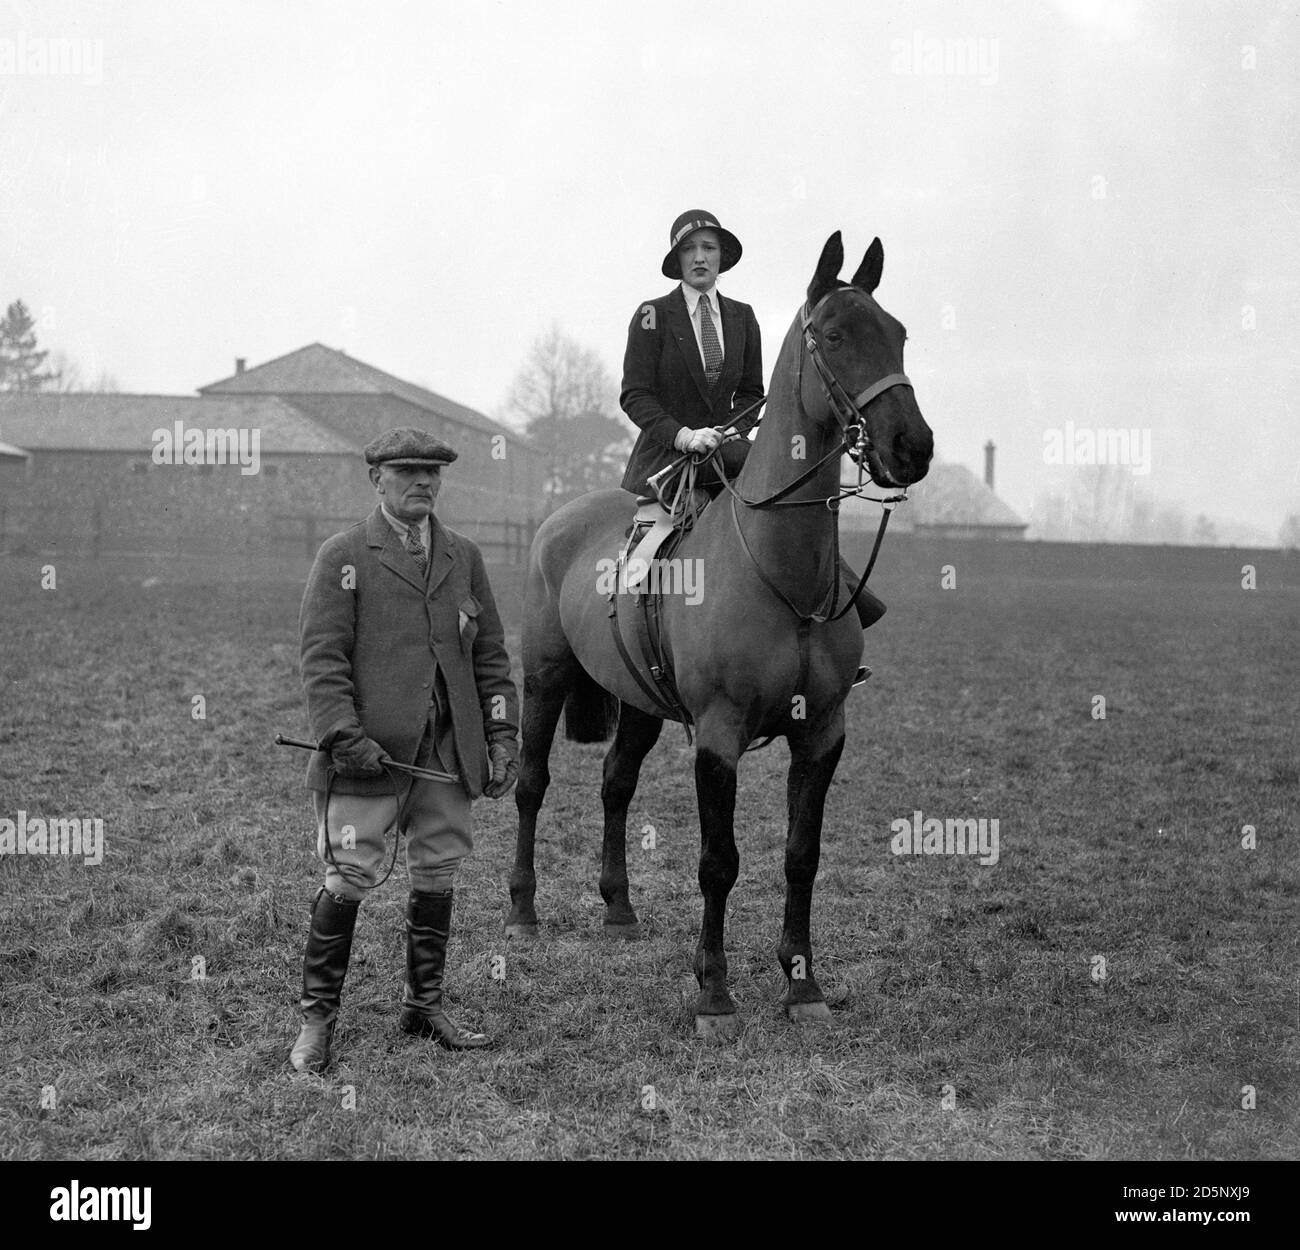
[605,527,695,740]
[607,591,679,721]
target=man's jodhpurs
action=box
[313,774,472,901]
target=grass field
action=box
[0,540,1296,1160]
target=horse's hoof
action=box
[602,921,641,940]
[695,1013,739,1040]
[786,1000,833,1024]
[504,922,539,940]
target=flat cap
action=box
[363,427,459,467]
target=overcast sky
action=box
[1,0,1295,539]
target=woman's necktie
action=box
[699,297,723,387]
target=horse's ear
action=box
[807,231,844,308]
[851,237,884,294]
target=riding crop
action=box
[273,734,459,784]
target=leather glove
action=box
[673,427,696,453]
[694,427,723,453]
[484,739,519,799]
[329,732,389,779]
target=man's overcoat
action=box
[299,506,518,798]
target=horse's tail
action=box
[563,666,619,743]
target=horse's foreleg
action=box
[599,702,663,937]
[506,664,571,939]
[693,731,742,1037]
[779,726,846,1021]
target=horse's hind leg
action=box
[779,721,846,1022]
[599,702,663,938]
[506,658,573,939]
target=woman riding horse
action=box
[507,228,933,1034]
[619,208,886,654]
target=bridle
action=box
[798,284,914,476]
[703,283,915,621]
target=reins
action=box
[686,286,913,623]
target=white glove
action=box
[674,427,722,455]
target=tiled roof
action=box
[839,460,1026,532]
[909,462,1027,528]
[0,394,357,454]
[199,343,531,447]
[277,393,473,454]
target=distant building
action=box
[839,441,1027,540]
[0,344,545,559]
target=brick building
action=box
[0,345,545,559]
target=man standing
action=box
[290,427,519,1072]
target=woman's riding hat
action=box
[661,209,743,279]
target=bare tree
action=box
[48,350,83,392]
[46,350,121,394]
[1031,463,1143,541]
[506,324,633,510]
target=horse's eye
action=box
[826,331,842,346]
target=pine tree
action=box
[0,300,57,391]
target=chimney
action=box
[235,357,246,375]
[984,439,995,492]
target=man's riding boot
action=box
[289,887,359,1073]
[398,889,490,1050]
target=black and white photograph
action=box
[0,0,1294,1210]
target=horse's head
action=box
[801,232,933,488]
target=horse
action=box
[505,231,934,1037]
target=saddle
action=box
[606,459,709,737]
[622,452,710,592]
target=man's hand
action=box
[329,733,389,778]
[484,739,519,799]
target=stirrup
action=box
[625,518,653,555]
[623,505,674,593]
